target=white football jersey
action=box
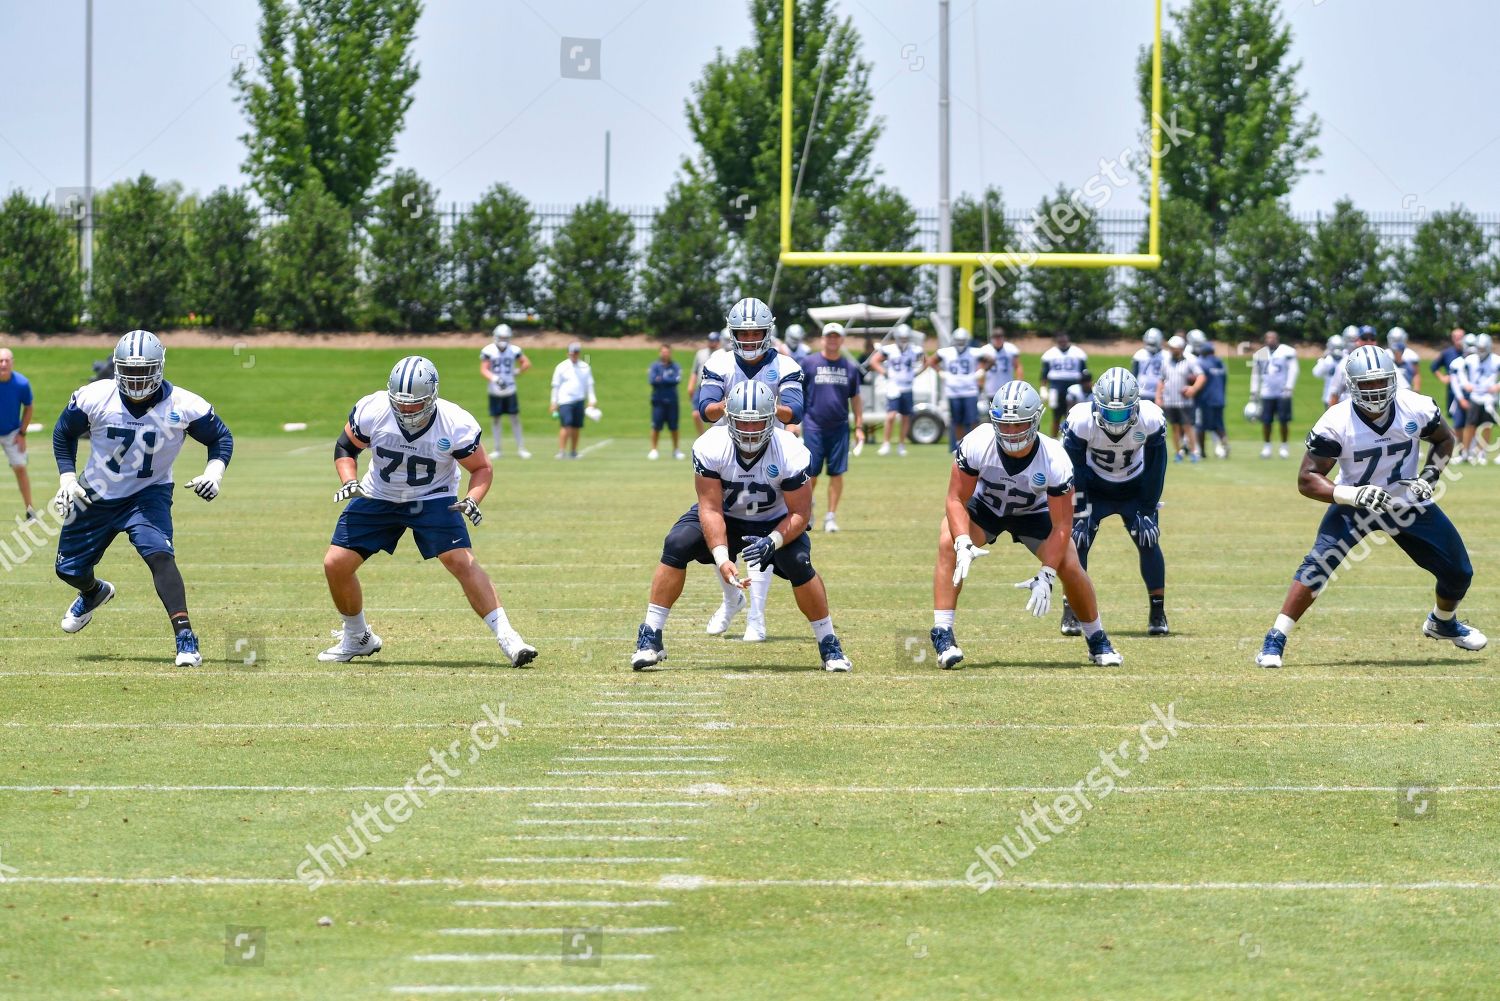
[956,425,1074,518]
[1312,354,1344,405]
[1307,389,1441,503]
[692,426,811,523]
[348,393,482,503]
[700,349,804,427]
[67,380,217,501]
[1395,347,1421,389]
[936,346,980,399]
[1062,400,1168,484]
[480,342,525,396]
[1041,345,1088,385]
[978,342,1022,398]
[1458,353,1500,405]
[1131,347,1166,398]
[1252,344,1299,398]
[879,344,925,391]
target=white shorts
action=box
[0,430,26,467]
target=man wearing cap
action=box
[0,348,36,520]
[1157,335,1206,462]
[799,324,864,534]
[549,342,598,460]
[1432,328,1468,425]
[688,330,723,435]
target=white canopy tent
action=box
[805,304,913,336]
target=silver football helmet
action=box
[1326,333,1346,358]
[1343,345,1398,416]
[114,329,166,400]
[1341,324,1360,342]
[1186,328,1207,354]
[388,356,440,432]
[1463,333,1479,356]
[492,323,512,347]
[784,324,805,351]
[726,297,774,361]
[725,379,776,456]
[1478,333,1494,356]
[1143,327,1164,351]
[1386,326,1408,353]
[1092,368,1140,437]
[951,327,972,351]
[989,380,1044,455]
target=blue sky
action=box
[2,0,1496,219]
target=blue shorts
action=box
[948,396,979,428]
[658,504,816,587]
[886,390,914,416]
[487,394,519,417]
[652,399,680,432]
[558,401,584,428]
[1260,397,1293,425]
[803,423,849,477]
[331,495,471,561]
[1457,400,1495,428]
[1294,503,1473,601]
[56,483,174,576]
[1162,405,1193,426]
[1196,405,1226,434]
[965,499,1051,552]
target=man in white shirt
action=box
[867,324,925,456]
[687,331,722,435]
[1156,335,1206,462]
[479,324,531,459]
[1249,330,1300,458]
[928,328,981,451]
[1039,332,1089,435]
[549,342,598,460]
[976,327,1024,405]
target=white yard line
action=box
[514,819,702,827]
[528,803,710,809]
[437,928,680,936]
[563,746,720,752]
[581,713,724,719]
[545,771,717,777]
[575,438,615,458]
[555,757,728,763]
[411,953,656,962]
[484,858,689,865]
[509,836,691,843]
[452,900,673,908]
[7,783,1500,796]
[391,986,647,996]
[591,702,721,708]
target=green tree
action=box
[952,187,1021,329]
[363,169,445,331]
[90,174,189,331]
[1123,196,1217,334]
[686,0,879,236]
[0,191,80,332]
[1222,199,1310,338]
[1138,0,1320,232]
[450,183,538,328]
[262,174,359,330]
[1304,198,1386,339]
[829,184,923,308]
[1395,207,1493,339]
[235,0,421,211]
[1025,188,1116,338]
[642,176,731,334]
[186,187,264,330]
[545,198,637,336]
[736,195,830,323]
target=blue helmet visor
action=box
[1098,404,1133,427]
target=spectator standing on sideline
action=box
[687,331,722,435]
[1432,328,1467,424]
[1191,331,1230,459]
[799,323,865,534]
[647,345,684,461]
[479,324,532,459]
[1249,330,1299,458]
[550,342,598,460]
[1158,335,1206,462]
[0,349,35,520]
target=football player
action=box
[1312,332,1348,407]
[1387,327,1421,392]
[631,380,851,672]
[51,330,233,666]
[930,381,1124,669]
[870,324,924,456]
[1131,328,1166,410]
[1060,368,1170,637]
[1255,345,1484,668]
[1039,332,1089,436]
[928,327,981,450]
[695,298,806,643]
[1250,330,1300,458]
[1455,333,1497,465]
[976,327,1024,407]
[320,356,538,667]
[479,324,531,459]
[783,324,812,361]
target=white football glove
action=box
[52,471,92,517]
[334,479,366,503]
[185,459,226,502]
[1014,566,1058,618]
[449,496,483,526]
[1397,478,1434,503]
[1353,485,1392,513]
[951,534,989,586]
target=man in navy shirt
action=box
[0,349,36,520]
[647,345,683,461]
[1192,333,1229,459]
[1431,327,1467,422]
[799,324,864,534]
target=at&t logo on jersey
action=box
[438,437,451,450]
[1133,430,1146,443]
[1404,419,1419,435]
[767,464,780,477]
[1031,472,1047,488]
[167,410,181,425]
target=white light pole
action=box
[936,0,952,336]
[82,0,94,306]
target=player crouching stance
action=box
[1256,346,1484,668]
[320,357,537,667]
[52,330,233,666]
[930,381,1123,669]
[632,381,851,672]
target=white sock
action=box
[1273,614,1297,636]
[645,603,670,631]
[1080,617,1103,639]
[933,609,955,629]
[491,419,503,450]
[512,418,525,448]
[809,615,834,642]
[746,565,771,617]
[1432,605,1456,622]
[719,575,743,607]
[483,607,512,638]
[342,611,367,639]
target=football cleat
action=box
[1086,631,1124,667]
[706,588,747,635]
[1059,602,1082,637]
[1214,444,1227,459]
[498,631,538,668]
[517,449,532,459]
[174,629,202,667]
[647,448,660,461]
[1278,445,1290,459]
[824,512,839,533]
[877,442,891,456]
[1260,444,1272,459]
[897,445,907,456]
[631,624,665,670]
[819,634,852,672]
[488,449,502,458]
[1255,628,1287,668]
[930,626,964,669]
[1148,607,1170,636]
[61,580,115,634]
[673,450,685,461]
[1422,615,1487,652]
[742,612,766,643]
[318,629,383,662]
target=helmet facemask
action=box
[116,359,163,400]
[993,415,1039,455]
[1349,372,1397,416]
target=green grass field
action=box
[1,344,1497,1000]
